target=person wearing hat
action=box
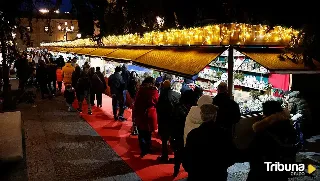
[183,104,235,180]
[156,80,181,162]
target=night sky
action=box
[34,0,72,12]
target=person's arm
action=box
[232,101,241,124]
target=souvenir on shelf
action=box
[198,67,217,81]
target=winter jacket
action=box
[121,67,130,89]
[36,65,48,84]
[72,67,81,89]
[108,72,124,95]
[47,63,57,81]
[183,121,235,180]
[156,87,181,137]
[133,84,159,132]
[91,72,107,93]
[184,95,213,144]
[248,110,296,181]
[56,69,63,82]
[62,63,75,84]
[76,73,91,94]
[212,93,241,127]
[56,57,65,68]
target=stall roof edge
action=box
[235,47,320,73]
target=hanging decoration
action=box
[40,23,300,47]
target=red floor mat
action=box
[73,95,187,181]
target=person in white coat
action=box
[184,94,213,144]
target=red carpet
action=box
[73,94,187,181]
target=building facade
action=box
[16,16,79,50]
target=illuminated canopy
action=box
[40,23,301,47]
[237,48,320,73]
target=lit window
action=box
[44,26,49,32]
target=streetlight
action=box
[57,22,74,41]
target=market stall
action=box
[40,23,320,115]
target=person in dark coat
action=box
[76,71,92,115]
[172,89,195,177]
[64,84,75,111]
[91,67,107,107]
[14,54,29,90]
[183,104,235,181]
[286,91,311,145]
[212,82,241,139]
[88,67,96,106]
[72,66,82,100]
[46,60,57,95]
[36,60,51,99]
[247,101,296,181]
[180,79,194,94]
[156,80,181,162]
[127,71,138,99]
[56,55,65,68]
[133,77,159,158]
[121,64,131,108]
[108,66,125,121]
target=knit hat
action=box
[200,104,218,122]
[162,80,171,89]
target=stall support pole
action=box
[228,46,234,99]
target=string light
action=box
[40,23,301,47]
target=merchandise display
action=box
[196,49,287,113]
[45,47,290,115]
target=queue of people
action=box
[14,52,299,180]
[130,75,297,181]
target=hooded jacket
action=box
[252,109,291,133]
[184,95,213,144]
[248,110,296,180]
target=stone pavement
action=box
[5,95,140,181]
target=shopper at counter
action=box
[212,82,241,139]
[247,100,296,181]
[183,104,234,180]
[184,94,212,144]
[156,80,180,162]
[172,89,195,177]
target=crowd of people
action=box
[131,76,297,180]
[12,51,301,180]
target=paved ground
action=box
[1,92,140,181]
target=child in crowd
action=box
[64,85,75,111]
[56,67,63,92]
